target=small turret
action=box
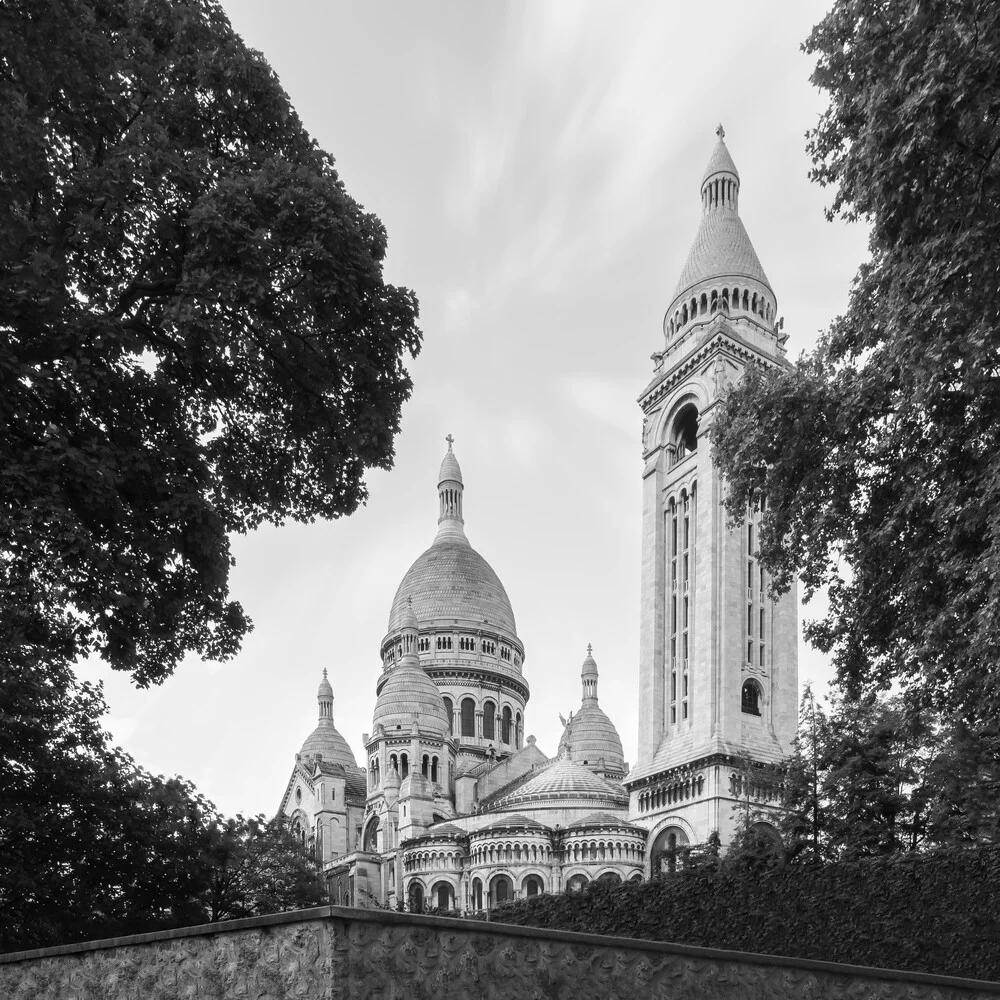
[436,434,466,542]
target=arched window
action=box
[741,679,762,716]
[523,875,544,897]
[362,817,379,853]
[502,706,513,744]
[566,873,589,893]
[650,826,689,876]
[443,696,453,733]
[598,871,622,885]
[491,873,513,906]
[515,711,522,749]
[400,752,409,778]
[461,697,476,737]
[472,877,483,910]
[421,754,429,778]
[483,699,496,740]
[408,881,424,912]
[431,756,439,783]
[673,405,699,461]
[432,881,453,910]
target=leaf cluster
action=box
[711,0,1000,720]
[0,0,421,686]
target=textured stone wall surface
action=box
[2,906,998,1000]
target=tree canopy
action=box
[0,0,420,686]
[712,0,1000,721]
[1,662,323,952]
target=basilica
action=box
[277,128,799,911]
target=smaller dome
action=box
[299,720,358,769]
[318,668,333,699]
[581,644,598,679]
[496,757,628,809]
[439,437,462,484]
[373,663,450,738]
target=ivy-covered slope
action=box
[491,848,1000,981]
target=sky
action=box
[77,0,870,819]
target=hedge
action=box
[489,846,1000,980]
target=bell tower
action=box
[626,127,798,858]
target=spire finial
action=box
[586,643,593,656]
[716,123,725,140]
[445,433,454,450]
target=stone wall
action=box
[2,905,998,1000]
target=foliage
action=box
[0,0,420,687]
[711,0,1000,722]
[492,847,1000,979]
[780,687,1000,860]
[0,662,322,953]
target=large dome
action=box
[558,702,625,773]
[387,538,517,635]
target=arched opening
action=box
[598,871,623,886]
[741,679,762,716]
[482,699,496,740]
[431,756,439,783]
[472,877,483,910]
[628,872,643,884]
[523,874,544,897]
[565,873,589,893]
[421,754,429,778]
[649,825,689,876]
[362,817,379,853]
[432,880,453,910]
[673,404,699,462]
[408,881,424,912]
[443,696,453,734]
[460,697,476,737]
[400,752,409,779]
[502,706,513,744]
[515,711,522,749]
[490,873,514,907]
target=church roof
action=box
[373,661,450,738]
[566,811,643,832]
[673,210,772,301]
[299,720,358,770]
[490,756,628,809]
[481,813,547,832]
[558,702,625,771]
[388,540,517,635]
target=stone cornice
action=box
[623,751,786,791]
[638,321,789,416]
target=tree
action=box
[0,0,421,687]
[711,0,1000,723]
[202,815,324,924]
[1,661,325,952]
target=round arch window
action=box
[741,679,763,716]
[673,405,699,460]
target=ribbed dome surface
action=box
[299,719,358,769]
[497,758,628,808]
[373,663,450,738]
[388,539,517,636]
[673,209,771,300]
[567,812,643,831]
[558,703,625,774]
[439,448,462,483]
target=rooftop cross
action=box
[445,433,454,449]
[716,123,725,140]
[587,643,593,656]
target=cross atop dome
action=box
[445,433,454,449]
[587,643,593,656]
[716,123,725,140]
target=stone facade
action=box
[3,907,996,1000]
